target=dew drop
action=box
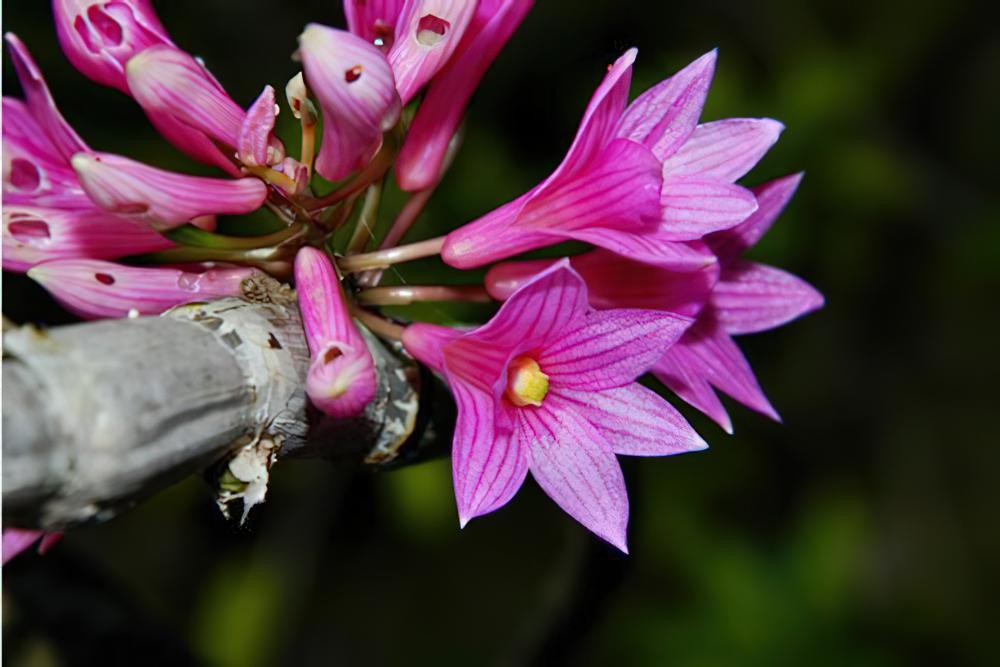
[177,273,201,292]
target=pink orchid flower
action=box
[298,24,401,182]
[294,247,377,417]
[441,49,779,269]
[402,263,705,552]
[652,173,824,433]
[2,529,62,565]
[52,0,175,93]
[395,0,533,191]
[27,259,257,320]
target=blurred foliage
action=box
[3,0,999,665]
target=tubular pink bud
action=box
[27,259,256,320]
[298,24,401,182]
[344,0,406,50]
[71,152,268,230]
[387,0,478,105]
[3,204,173,273]
[4,33,89,163]
[238,85,282,167]
[52,0,174,93]
[396,0,531,191]
[294,247,377,418]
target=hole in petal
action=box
[87,5,124,46]
[74,15,101,53]
[114,203,150,215]
[7,218,52,246]
[95,272,116,285]
[322,347,343,365]
[344,65,363,83]
[372,21,394,50]
[8,159,42,191]
[416,15,449,47]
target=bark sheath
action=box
[1,275,442,531]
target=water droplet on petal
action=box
[177,272,201,292]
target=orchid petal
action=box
[616,50,716,161]
[658,177,758,240]
[653,316,780,429]
[27,259,255,320]
[401,322,463,375]
[294,247,377,418]
[518,396,629,552]
[707,172,803,264]
[450,382,527,525]
[661,118,784,183]
[541,308,691,391]
[299,24,401,182]
[387,0,479,105]
[2,529,45,565]
[72,152,267,230]
[3,204,173,273]
[711,260,824,335]
[395,0,533,191]
[556,384,707,456]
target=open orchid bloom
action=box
[441,49,783,269]
[294,247,378,418]
[403,264,705,551]
[653,174,824,432]
[2,0,821,556]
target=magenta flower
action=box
[238,85,281,168]
[652,174,823,432]
[395,0,533,191]
[294,247,377,417]
[298,24,401,182]
[402,263,704,551]
[3,204,173,273]
[441,49,779,269]
[2,529,62,565]
[125,45,283,174]
[27,259,257,320]
[485,246,719,318]
[52,0,174,93]
[71,152,268,230]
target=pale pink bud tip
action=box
[71,152,268,230]
[28,259,255,320]
[294,247,377,418]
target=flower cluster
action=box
[2,0,822,560]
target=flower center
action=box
[505,356,549,407]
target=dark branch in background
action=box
[1,275,452,531]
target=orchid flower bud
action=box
[298,24,401,182]
[4,33,89,163]
[344,0,406,50]
[27,259,257,320]
[238,85,282,167]
[387,0,478,105]
[294,247,377,418]
[285,72,318,126]
[53,0,174,93]
[71,152,268,231]
[395,0,531,191]
[3,204,173,273]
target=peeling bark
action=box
[1,276,446,531]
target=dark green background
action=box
[3,0,999,665]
